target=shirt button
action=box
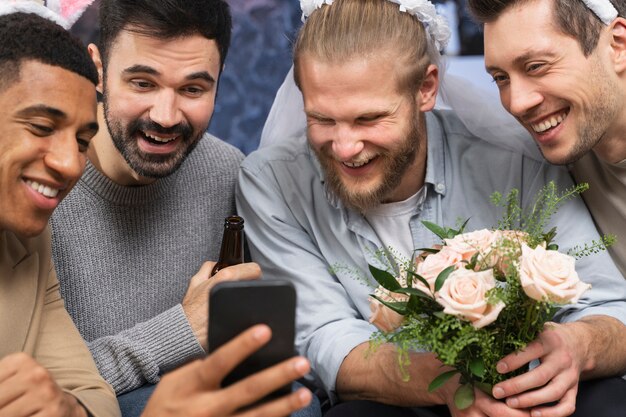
[435,183,445,193]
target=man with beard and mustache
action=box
[237,0,626,416]
[49,0,319,416]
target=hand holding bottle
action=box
[182,261,261,350]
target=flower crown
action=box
[0,0,95,29]
[582,0,618,25]
[299,0,451,51]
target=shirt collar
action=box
[424,110,447,197]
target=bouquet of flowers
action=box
[367,182,613,409]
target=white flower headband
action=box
[582,0,618,25]
[299,0,451,51]
[0,0,95,29]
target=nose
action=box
[149,89,183,128]
[505,77,543,118]
[44,135,85,182]
[330,124,365,161]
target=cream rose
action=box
[369,287,408,333]
[518,244,591,303]
[414,247,463,294]
[436,268,505,329]
[444,229,499,266]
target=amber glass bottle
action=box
[210,216,245,277]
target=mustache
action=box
[128,118,194,138]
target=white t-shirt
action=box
[364,187,427,261]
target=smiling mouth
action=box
[26,180,60,198]
[342,156,376,168]
[530,110,569,134]
[140,130,179,144]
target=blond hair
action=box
[293,0,439,95]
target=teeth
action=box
[343,157,374,168]
[532,113,566,133]
[26,180,59,198]
[143,131,177,143]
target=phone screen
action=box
[208,280,296,400]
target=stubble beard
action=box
[543,61,621,165]
[315,109,423,213]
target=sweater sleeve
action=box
[87,304,205,394]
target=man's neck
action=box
[593,132,626,164]
[87,104,157,187]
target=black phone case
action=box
[208,280,296,400]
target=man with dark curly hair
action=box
[0,11,118,417]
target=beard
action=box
[313,109,424,213]
[102,88,204,179]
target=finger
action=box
[210,262,262,283]
[473,389,530,417]
[497,340,545,375]
[234,387,313,417]
[198,324,272,386]
[0,353,32,383]
[195,261,216,280]
[0,380,25,411]
[220,356,310,409]
[188,261,217,288]
[504,368,577,410]
[0,389,42,417]
[528,385,577,417]
[494,361,555,400]
[0,358,42,409]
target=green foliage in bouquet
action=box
[367,182,612,409]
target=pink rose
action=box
[518,244,591,303]
[414,247,463,294]
[436,268,505,329]
[444,229,499,267]
[369,287,408,332]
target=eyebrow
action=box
[16,104,67,120]
[185,71,215,84]
[122,64,160,76]
[486,50,558,73]
[16,104,99,132]
[123,65,215,84]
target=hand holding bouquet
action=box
[367,183,612,409]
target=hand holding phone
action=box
[143,325,312,417]
[208,280,297,401]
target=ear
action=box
[417,64,439,112]
[88,43,104,94]
[609,17,626,73]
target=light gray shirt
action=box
[237,110,626,399]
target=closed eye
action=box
[29,123,54,136]
[129,79,155,90]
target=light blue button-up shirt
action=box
[237,110,626,399]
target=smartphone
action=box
[208,280,296,401]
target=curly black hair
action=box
[0,12,98,93]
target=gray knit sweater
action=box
[50,134,244,394]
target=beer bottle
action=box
[210,215,245,277]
